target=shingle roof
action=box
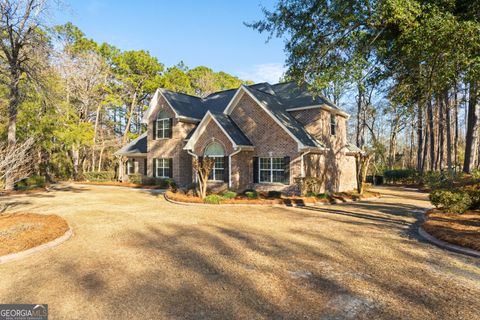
[115,132,147,156]
[210,113,252,146]
[153,81,349,150]
[245,86,324,148]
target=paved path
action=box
[0,185,479,319]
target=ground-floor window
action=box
[259,157,285,183]
[208,156,225,181]
[155,158,171,178]
[127,159,135,174]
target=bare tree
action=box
[0,137,35,189]
[192,157,214,199]
[0,0,48,189]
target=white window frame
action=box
[330,113,337,136]
[208,156,225,182]
[259,157,285,183]
[127,159,135,175]
[156,158,171,178]
[156,118,170,139]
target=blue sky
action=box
[54,0,287,83]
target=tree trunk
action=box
[445,90,453,174]
[417,103,424,173]
[427,98,435,171]
[4,69,21,190]
[454,84,459,172]
[438,95,444,170]
[71,146,80,180]
[464,80,479,173]
[92,104,102,172]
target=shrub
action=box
[140,177,176,189]
[294,177,323,195]
[466,188,480,210]
[267,191,282,198]
[315,193,329,199]
[204,194,224,204]
[383,169,418,184]
[429,189,472,214]
[83,171,115,182]
[243,189,258,199]
[222,191,237,199]
[471,169,480,180]
[422,171,452,189]
[15,175,46,190]
[128,173,143,184]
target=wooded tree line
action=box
[251,0,480,176]
[0,0,252,190]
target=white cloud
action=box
[237,63,286,84]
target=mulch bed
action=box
[166,190,380,205]
[75,181,164,189]
[423,209,480,251]
[0,213,69,256]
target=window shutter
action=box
[132,159,136,173]
[168,158,173,178]
[253,157,259,183]
[152,119,157,140]
[223,156,229,183]
[153,159,156,177]
[144,159,147,175]
[168,118,173,138]
[125,160,128,174]
[283,156,290,185]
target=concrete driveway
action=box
[0,184,479,319]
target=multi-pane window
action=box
[330,113,337,136]
[208,157,225,181]
[156,117,171,139]
[156,158,171,178]
[259,157,285,183]
[127,159,135,174]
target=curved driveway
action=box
[0,185,479,319]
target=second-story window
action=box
[156,110,172,139]
[330,113,337,136]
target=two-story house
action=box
[115,81,361,192]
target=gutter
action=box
[187,150,199,183]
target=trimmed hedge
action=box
[243,189,259,199]
[267,191,282,198]
[83,171,115,182]
[383,169,418,184]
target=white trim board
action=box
[223,85,306,151]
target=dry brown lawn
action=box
[423,209,480,251]
[0,184,479,319]
[0,213,69,256]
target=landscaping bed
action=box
[0,213,69,256]
[423,209,480,252]
[165,189,380,205]
[75,181,164,189]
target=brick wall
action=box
[230,93,302,187]
[192,118,234,156]
[146,96,196,186]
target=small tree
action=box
[356,151,373,195]
[0,137,35,190]
[192,157,214,199]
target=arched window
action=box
[204,142,225,181]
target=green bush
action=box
[429,189,472,214]
[222,191,237,199]
[243,189,258,199]
[140,177,176,189]
[128,173,143,184]
[83,171,115,182]
[471,169,480,180]
[15,175,46,190]
[204,194,224,204]
[466,189,480,210]
[315,193,329,199]
[267,191,282,198]
[383,169,418,184]
[422,171,453,189]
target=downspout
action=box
[187,149,198,183]
[229,148,242,188]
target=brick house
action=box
[116,81,361,192]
